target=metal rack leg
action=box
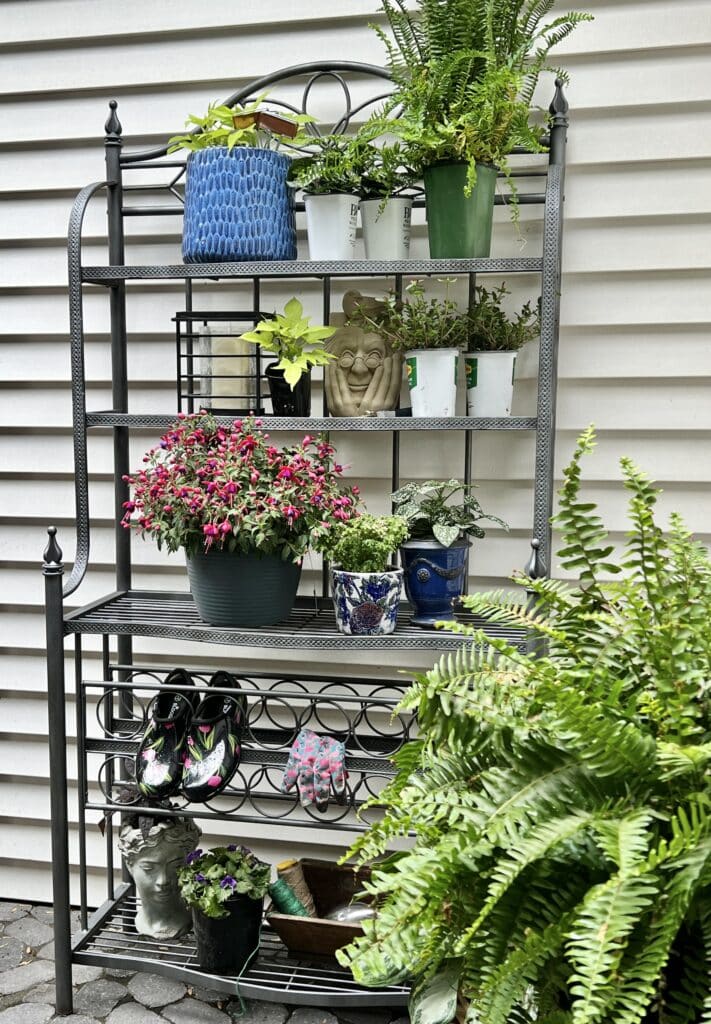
[43,527,73,1016]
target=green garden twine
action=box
[268,877,310,917]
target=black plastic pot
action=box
[192,893,263,975]
[266,363,311,416]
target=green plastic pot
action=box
[186,548,301,627]
[423,162,497,259]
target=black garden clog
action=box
[181,671,248,803]
[135,668,199,799]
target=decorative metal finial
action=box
[104,99,122,139]
[549,78,569,121]
[43,526,63,568]
[524,538,544,579]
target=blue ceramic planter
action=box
[182,147,296,263]
[331,567,403,636]
[401,538,470,627]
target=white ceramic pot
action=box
[405,348,459,417]
[465,351,517,417]
[331,566,403,636]
[360,197,412,260]
[304,193,359,260]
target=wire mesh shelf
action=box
[74,888,409,1006]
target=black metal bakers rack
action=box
[44,61,568,1013]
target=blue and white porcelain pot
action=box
[182,146,297,263]
[401,537,470,627]
[330,566,403,636]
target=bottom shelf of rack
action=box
[74,885,409,1007]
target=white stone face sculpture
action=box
[325,291,403,417]
[118,817,201,939]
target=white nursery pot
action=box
[405,348,459,417]
[304,193,359,260]
[360,197,412,260]
[465,351,517,417]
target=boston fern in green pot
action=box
[338,427,711,1024]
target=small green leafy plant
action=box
[178,845,270,919]
[466,283,540,352]
[338,427,711,1024]
[288,135,361,195]
[167,97,312,153]
[350,279,468,353]
[327,514,409,574]
[350,137,418,202]
[392,478,507,547]
[242,298,336,389]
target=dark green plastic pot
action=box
[186,548,301,627]
[423,162,497,259]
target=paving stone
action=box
[0,938,24,973]
[71,966,104,985]
[74,979,126,1018]
[190,985,230,1005]
[227,1001,288,1024]
[0,1006,53,1024]
[288,1011,339,1024]
[49,1017,99,1024]
[0,909,30,926]
[335,1012,393,1024]
[127,973,186,1008]
[23,985,66,1006]
[28,909,53,926]
[389,1017,409,1024]
[36,943,53,962]
[163,998,232,1024]
[0,961,56,996]
[104,969,133,980]
[5,920,54,951]
[105,1005,164,1024]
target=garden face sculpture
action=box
[119,816,201,938]
[325,291,402,417]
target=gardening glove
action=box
[281,729,348,811]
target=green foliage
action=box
[466,283,540,352]
[350,133,419,201]
[326,514,409,574]
[392,478,508,546]
[350,278,468,353]
[167,96,312,153]
[178,845,270,919]
[288,134,362,195]
[338,429,711,1024]
[242,298,336,388]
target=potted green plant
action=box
[339,428,711,1024]
[122,413,359,627]
[391,478,507,626]
[350,137,418,260]
[372,0,592,257]
[179,844,270,975]
[168,97,311,264]
[326,513,409,635]
[241,297,336,416]
[464,284,540,417]
[351,279,467,417]
[288,135,361,260]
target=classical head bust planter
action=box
[118,816,202,939]
[325,291,403,417]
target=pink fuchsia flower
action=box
[203,524,219,537]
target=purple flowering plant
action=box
[177,844,271,919]
[122,412,361,561]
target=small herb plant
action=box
[241,298,336,389]
[350,138,418,202]
[288,135,361,195]
[168,97,312,153]
[178,845,270,919]
[327,514,409,574]
[466,283,540,352]
[392,478,507,547]
[350,279,468,353]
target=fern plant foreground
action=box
[338,428,711,1024]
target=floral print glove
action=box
[281,729,348,811]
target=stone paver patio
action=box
[0,903,407,1024]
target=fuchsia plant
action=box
[122,412,360,561]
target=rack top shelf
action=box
[81,257,544,283]
[64,591,526,651]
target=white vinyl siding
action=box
[1,0,710,903]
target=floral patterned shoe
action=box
[181,671,247,803]
[135,669,198,799]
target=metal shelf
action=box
[74,887,409,1007]
[81,257,543,283]
[86,411,538,431]
[64,591,527,651]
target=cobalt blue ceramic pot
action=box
[330,567,403,636]
[182,147,296,263]
[400,537,470,627]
